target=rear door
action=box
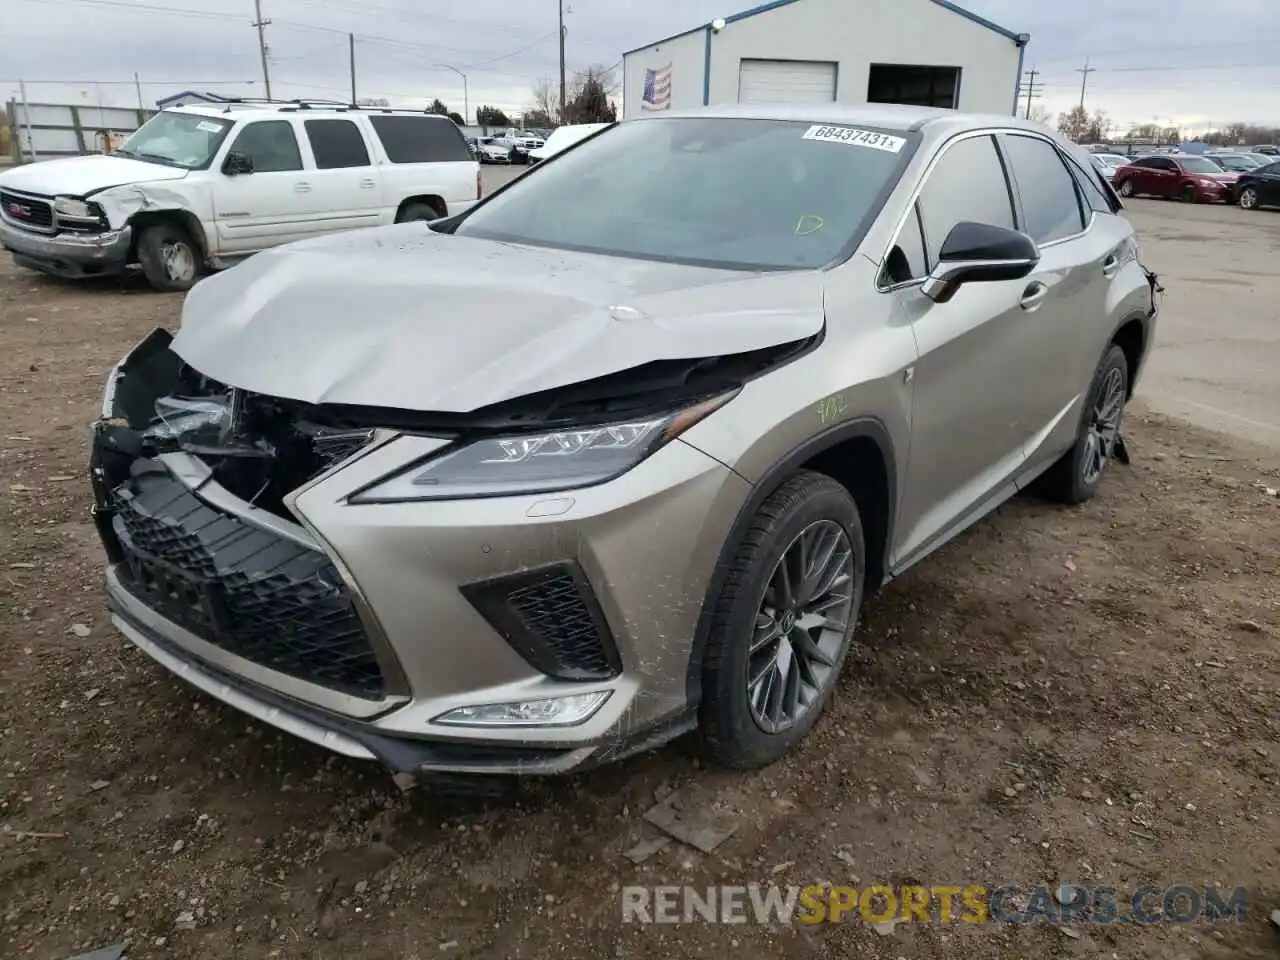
[213,119,312,253]
[366,115,478,218]
[997,132,1117,476]
[299,117,382,233]
[1255,162,1280,204]
[888,132,1033,567]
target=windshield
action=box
[455,118,914,271]
[116,111,233,169]
[1180,157,1225,175]
[1217,156,1256,170]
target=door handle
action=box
[1102,254,1120,278]
[359,178,376,189]
[1019,281,1049,311]
[294,182,312,193]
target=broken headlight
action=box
[141,395,230,442]
[351,393,735,503]
[53,197,102,221]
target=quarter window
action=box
[304,119,370,168]
[227,120,302,173]
[1001,134,1086,244]
[883,205,927,284]
[369,115,472,163]
[917,134,1015,268]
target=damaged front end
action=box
[91,329,397,702]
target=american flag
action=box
[641,63,672,111]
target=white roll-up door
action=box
[737,59,837,104]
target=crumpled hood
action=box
[0,153,188,197]
[172,223,825,412]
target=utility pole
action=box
[134,71,144,111]
[1076,56,1096,111]
[1020,67,1043,120]
[436,64,469,123]
[349,33,356,103]
[557,0,566,117]
[252,0,273,99]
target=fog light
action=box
[432,691,611,728]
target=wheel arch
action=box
[126,208,208,265]
[1109,312,1149,400]
[396,195,447,220]
[685,417,898,705]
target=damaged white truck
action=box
[0,100,481,291]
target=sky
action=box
[5,0,1279,132]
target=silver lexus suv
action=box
[91,105,1159,782]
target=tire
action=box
[396,202,441,223]
[1035,344,1130,505]
[136,221,200,292]
[1239,186,1259,210]
[1118,179,1134,198]
[698,471,866,769]
[1180,185,1197,203]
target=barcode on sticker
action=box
[802,125,905,153]
[196,121,223,133]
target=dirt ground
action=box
[2,250,1279,960]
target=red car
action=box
[1112,154,1239,203]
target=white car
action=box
[0,101,481,291]
[474,138,513,164]
[490,129,545,164]
[1089,152,1130,182]
[527,123,610,163]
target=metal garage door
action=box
[737,59,837,104]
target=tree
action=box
[427,98,449,116]
[475,105,511,127]
[523,108,554,129]
[1084,110,1110,143]
[1126,124,1160,140]
[447,112,465,126]
[1057,105,1089,142]
[1025,104,1051,124]
[562,67,617,124]
[529,77,559,124]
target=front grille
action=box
[109,465,385,698]
[460,563,621,681]
[1,190,54,232]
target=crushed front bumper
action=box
[91,397,750,777]
[0,218,132,278]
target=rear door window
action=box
[1000,134,1087,244]
[369,115,472,163]
[303,119,371,169]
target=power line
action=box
[1019,67,1043,120]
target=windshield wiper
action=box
[116,149,184,168]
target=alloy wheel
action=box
[1081,366,1125,486]
[1241,187,1258,210]
[161,241,195,284]
[748,520,855,734]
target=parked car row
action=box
[1109,152,1280,210]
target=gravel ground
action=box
[2,252,1279,960]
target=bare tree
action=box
[529,77,558,122]
[1026,104,1051,124]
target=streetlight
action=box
[436,63,468,124]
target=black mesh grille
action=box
[110,465,384,697]
[1,191,54,231]
[460,563,620,681]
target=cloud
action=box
[6,0,1279,127]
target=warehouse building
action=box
[621,0,1029,120]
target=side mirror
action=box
[922,221,1039,304]
[223,151,254,175]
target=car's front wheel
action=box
[1036,344,1130,505]
[1180,184,1198,203]
[1239,186,1260,210]
[699,472,865,769]
[1118,179,1135,197]
[136,221,201,292]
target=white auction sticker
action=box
[196,121,224,133]
[802,125,906,153]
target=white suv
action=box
[0,100,481,291]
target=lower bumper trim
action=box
[109,591,598,776]
[1,220,132,278]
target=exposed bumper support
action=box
[0,219,132,278]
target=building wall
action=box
[622,29,709,120]
[622,0,1022,120]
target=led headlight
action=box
[53,196,99,219]
[432,690,611,727]
[351,392,734,503]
